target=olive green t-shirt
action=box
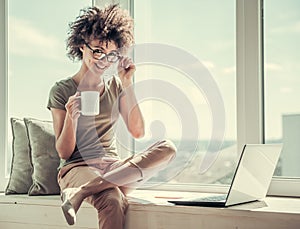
[47,76,124,166]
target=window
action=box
[8,0,92,119]
[264,0,300,178]
[0,0,92,190]
[130,0,237,187]
[1,0,300,196]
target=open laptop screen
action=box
[225,144,282,206]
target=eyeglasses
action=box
[85,43,121,63]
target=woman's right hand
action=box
[65,92,81,120]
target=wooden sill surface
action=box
[1,190,300,229]
[1,190,300,215]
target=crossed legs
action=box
[59,139,176,229]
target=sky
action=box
[7,0,300,143]
[263,0,300,140]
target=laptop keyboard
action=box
[193,194,227,202]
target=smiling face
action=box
[81,39,119,75]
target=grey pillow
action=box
[5,118,33,194]
[24,118,60,195]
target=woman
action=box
[47,4,176,229]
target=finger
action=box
[123,57,133,69]
[69,93,81,105]
[66,99,78,110]
[72,102,80,110]
[66,98,76,108]
[119,57,133,69]
[66,96,80,113]
[70,103,81,118]
[125,65,136,77]
[118,57,125,68]
[73,112,81,119]
[72,109,81,119]
[72,92,81,101]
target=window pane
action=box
[264,0,300,178]
[133,0,236,186]
[7,0,92,175]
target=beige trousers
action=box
[58,139,176,229]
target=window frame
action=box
[236,0,300,197]
[1,0,299,196]
[94,0,300,197]
[0,0,8,191]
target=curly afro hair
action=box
[66,4,134,61]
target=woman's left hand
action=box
[118,56,136,88]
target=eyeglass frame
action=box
[85,43,121,63]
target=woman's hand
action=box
[118,56,136,88]
[65,92,81,120]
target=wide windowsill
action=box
[1,190,300,229]
[129,189,300,213]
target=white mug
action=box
[80,91,100,116]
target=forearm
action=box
[123,86,145,138]
[56,115,77,159]
[118,56,144,138]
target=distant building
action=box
[282,114,300,177]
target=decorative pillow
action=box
[5,118,33,194]
[24,117,60,195]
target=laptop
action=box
[168,144,282,207]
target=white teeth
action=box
[95,63,106,70]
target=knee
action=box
[105,195,128,213]
[157,139,177,161]
[93,188,128,213]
